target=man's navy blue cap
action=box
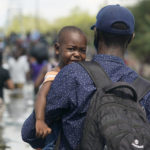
[91,4,135,35]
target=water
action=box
[0,82,35,150]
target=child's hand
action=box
[36,120,52,138]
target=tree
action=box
[130,0,150,63]
[6,15,50,34]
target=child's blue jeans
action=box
[43,122,60,150]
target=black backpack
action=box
[78,61,150,150]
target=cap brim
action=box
[91,24,95,30]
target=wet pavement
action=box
[0,83,35,150]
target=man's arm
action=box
[21,112,46,149]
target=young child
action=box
[21,25,87,150]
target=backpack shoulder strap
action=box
[132,76,150,101]
[78,61,112,89]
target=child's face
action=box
[57,31,87,68]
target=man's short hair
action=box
[98,22,133,48]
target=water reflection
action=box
[0,126,7,150]
[0,83,34,150]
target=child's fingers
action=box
[47,127,52,134]
[44,128,51,135]
[42,130,49,138]
[41,128,52,138]
[42,131,47,138]
[36,130,42,137]
[36,126,52,138]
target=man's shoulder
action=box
[60,62,86,76]
[54,62,92,84]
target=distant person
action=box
[34,37,60,90]
[0,52,14,121]
[22,5,150,150]
[21,26,87,150]
[28,42,49,94]
[34,47,59,94]
[7,46,29,89]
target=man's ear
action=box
[128,33,135,44]
[132,33,135,40]
[54,42,60,55]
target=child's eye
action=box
[68,47,75,51]
[79,49,86,54]
[67,48,74,51]
[67,47,86,54]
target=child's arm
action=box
[34,81,52,138]
[34,65,47,91]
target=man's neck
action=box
[98,45,125,60]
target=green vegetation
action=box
[129,0,150,63]
[6,15,50,33]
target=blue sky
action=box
[0,0,138,28]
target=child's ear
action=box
[54,42,60,55]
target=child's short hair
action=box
[57,26,86,43]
